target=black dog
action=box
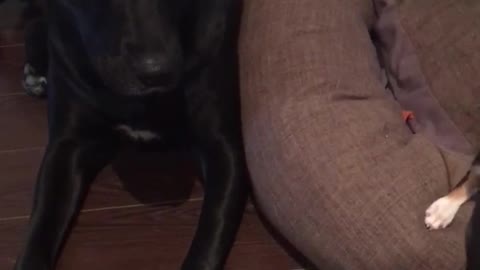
[465,154,480,270]
[13,0,248,269]
[22,0,48,97]
[467,195,480,270]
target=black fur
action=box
[22,0,48,96]
[14,0,248,269]
[466,154,480,270]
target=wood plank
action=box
[0,201,300,270]
[0,62,23,96]
[0,95,47,150]
[0,30,24,47]
[0,44,24,64]
[0,148,42,218]
[0,148,204,218]
[0,0,25,33]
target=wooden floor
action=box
[0,6,304,270]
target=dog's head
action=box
[59,0,189,96]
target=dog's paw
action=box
[425,196,461,230]
[22,63,47,97]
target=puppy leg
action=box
[466,155,480,269]
[14,138,116,270]
[425,160,480,230]
[182,73,248,269]
[182,134,248,270]
[23,16,48,97]
[466,194,480,270]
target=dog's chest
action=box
[109,92,188,143]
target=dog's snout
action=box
[128,54,172,86]
[124,44,180,88]
[138,69,173,87]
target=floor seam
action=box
[0,146,45,154]
[0,43,24,48]
[0,197,205,222]
[0,92,27,98]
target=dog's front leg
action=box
[182,79,248,269]
[14,138,116,270]
[466,154,480,270]
[182,134,248,270]
[182,13,246,265]
[466,198,480,270]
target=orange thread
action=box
[402,110,414,122]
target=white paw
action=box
[22,63,47,97]
[425,196,461,230]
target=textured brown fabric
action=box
[395,0,480,147]
[374,0,474,157]
[239,0,480,269]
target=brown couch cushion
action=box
[395,0,480,147]
[239,0,480,269]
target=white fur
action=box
[425,196,463,230]
[116,125,160,141]
[23,63,47,96]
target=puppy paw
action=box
[22,63,47,97]
[425,196,461,230]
